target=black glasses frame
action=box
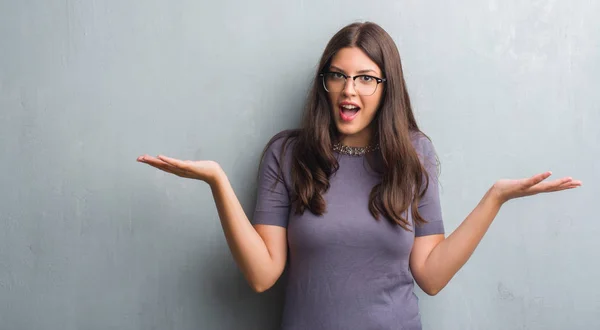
[319,72,387,96]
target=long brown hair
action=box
[262,21,436,231]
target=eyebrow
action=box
[329,65,379,75]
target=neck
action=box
[338,129,374,147]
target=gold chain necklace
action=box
[332,142,380,156]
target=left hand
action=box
[492,171,582,204]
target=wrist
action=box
[487,185,507,208]
[208,165,227,188]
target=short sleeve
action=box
[251,134,292,228]
[414,136,445,237]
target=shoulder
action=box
[259,129,300,169]
[409,130,439,176]
[409,130,436,158]
[262,129,299,157]
[264,129,298,151]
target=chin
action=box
[333,111,371,139]
[335,124,363,137]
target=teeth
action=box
[341,104,358,110]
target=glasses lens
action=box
[323,73,345,93]
[355,76,378,96]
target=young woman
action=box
[137,21,581,330]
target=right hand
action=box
[137,154,223,186]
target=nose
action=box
[341,77,357,96]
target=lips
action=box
[339,101,361,122]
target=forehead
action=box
[329,47,381,75]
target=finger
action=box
[524,171,553,188]
[137,154,166,162]
[157,155,189,169]
[550,177,573,187]
[534,178,582,193]
[530,177,572,193]
[550,184,579,192]
[144,160,179,175]
[157,155,202,178]
[556,180,582,190]
[138,155,184,174]
[560,184,580,190]
[137,154,154,162]
[138,155,171,167]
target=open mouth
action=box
[339,104,361,122]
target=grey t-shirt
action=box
[252,131,444,330]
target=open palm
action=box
[137,154,223,185]
[493,171,582,203]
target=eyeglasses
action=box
[319,72,386,96]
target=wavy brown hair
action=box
[262,21,436,231]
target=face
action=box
[325,47,385,147]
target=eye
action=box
[331,72,345,80]
[358,75,374,82]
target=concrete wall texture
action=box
[1,1,598,329]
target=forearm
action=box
[422,187,503,293]
[209,170,281,290]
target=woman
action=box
[137,22,581,330]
